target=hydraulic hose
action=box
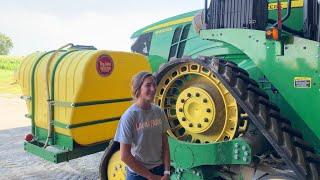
[272,0,292,28]
[43,43,74,148]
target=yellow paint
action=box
[107,150,126,179]
[155,62,239,143]
[268,0,304,10]
[143,16,194,33]
[17,50,152,145]
[155,27,173,35]
[176,87,216,133]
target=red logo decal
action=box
[96,54,114,77]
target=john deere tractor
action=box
[17,0,319,179]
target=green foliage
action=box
[0,33,13,55]
[0,55,22,70]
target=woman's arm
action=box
[162,134,170,176]
[120,143,161,180]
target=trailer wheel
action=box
[99,140,126,180]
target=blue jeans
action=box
[126,164,164,180]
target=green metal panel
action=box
[24,140,108,163]
[132,0,304,38]
[131,10,199,38]
[200,29,320,151]
[170,166,244,180]
[170,166,218,180]
[148,26,175,72]
[268,0,303,32]
[35,127,74,150]
[169,137,251,169]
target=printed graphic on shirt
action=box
[135,119,162,131]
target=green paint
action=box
[52,98,132,107]
[131,10,199,38]
[268,0,303,32]
[35,126,73,150]
[169,137,251,169]
[168,137,251,180]
[24,140,108,163]
[50,50,79,145]
[30,51,55,135]
[200,29,320,151]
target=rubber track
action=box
[156,57,320,180]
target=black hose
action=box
[204,0,208,26]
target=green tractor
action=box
[102,0,319,179]
[18,0,320,179]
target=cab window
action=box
[131,32,153,56]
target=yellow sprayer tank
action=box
[17,49,151,146]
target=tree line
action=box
[0,33,13,55]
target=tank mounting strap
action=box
[31,51,55,135]
[52,98,132,107]
[53,116,121,129]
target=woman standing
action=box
[114,72,170,180]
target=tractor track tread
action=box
[269,111,292,125]
[208,58,320,180]
[236,72,259,88]
[257,97,280,112]
[306,152,320,164]
[280,123,303,139]
[156,57,320,180]
[293,137,316,153]
[246,83,269,100]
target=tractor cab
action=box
[203,0,320,41]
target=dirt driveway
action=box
[0,95,30,130]
[0,95,103,179]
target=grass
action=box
[0,55,23,71]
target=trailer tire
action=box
[99,140,120,180]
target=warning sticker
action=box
[294,77,311,88]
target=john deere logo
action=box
[96,54,114,77]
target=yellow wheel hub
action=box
[176,87,216,133]
[107,150,126,180]
[155,62,246,143]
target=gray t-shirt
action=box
[114,103,170,170]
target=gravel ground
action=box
[0,94,104,180]
[0,126,104,180]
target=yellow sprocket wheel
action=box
[107,150,126,180]
[155,62,247,143]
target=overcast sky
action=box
[0,0,202,56]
